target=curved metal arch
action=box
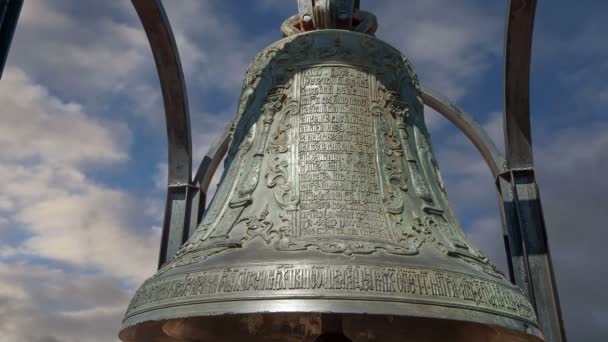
[504,0,536,170]
[131,0,194,268]
[132,0,192,187]
[421,87,506,178]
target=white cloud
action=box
[9,0,166,126]
[11,1,149,96]
[16,176,158,282]
[370,0,503,101]
[0,66,157,283]
[153,162,168,191]
[0,68,130,165]
[0,263,128,342]
[163,1,260,92]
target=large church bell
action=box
[120,1,543,341]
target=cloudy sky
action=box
[0,1,606,341]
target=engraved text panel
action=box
[297,66,389,240]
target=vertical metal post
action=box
[499,169,567,341]
[504,0,567,340]
[495,178,516,283]
[0,0,23,78]
[497,171,535,299]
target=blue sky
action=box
[0,1,606,341]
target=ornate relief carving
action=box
[266,101,300,210]
[242,204,277,244]
[412,119,505,279]
[381,87,433,205]
[177,33,504,271]
[265,65,418,256]
[373,105,406,215]
[266,102,297,154]
[233,85,289,207]
[276,236,418,256]
[185,123,257,248]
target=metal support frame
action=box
[503,0,567,340]
[131,0,233,269]
[421,87,505,178]
[425,87,567,341]
[131,0,196,268]
[0,0,23,78]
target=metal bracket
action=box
[285,0,375,37]
[298,0,357,30]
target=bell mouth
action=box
[120,312,543,342]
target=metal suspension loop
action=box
[283,0,376,37]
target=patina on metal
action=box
[120,2,543,341]
[0,0,23,78]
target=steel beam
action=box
[131,0,194,268]
[0,0,23,78]
[504,0,567,340]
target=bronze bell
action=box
[120,1,542,341]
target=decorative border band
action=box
[126,263,536,323]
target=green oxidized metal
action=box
[120,28,542,342]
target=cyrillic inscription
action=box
[127,264,535,323]
[297,66,389,239]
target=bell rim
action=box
[120,298,543,341]
[123,260,537,325]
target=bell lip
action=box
[120,298,544,341]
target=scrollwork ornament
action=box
[241,204,277,244]
[266,157,299,209]
[235,85,289,203]
[276,236,418,257]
